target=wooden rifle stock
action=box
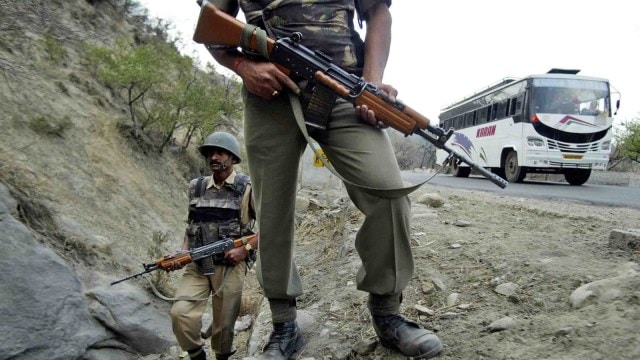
[194,3,275,54]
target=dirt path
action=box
[234,184,640,360]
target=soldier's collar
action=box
[208,171,237,190]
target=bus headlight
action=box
[527,137,545,147]
[601,141,611,150]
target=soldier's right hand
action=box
[235,60,300,100]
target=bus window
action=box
[509,95,523,116]
[464,112,474,128]
[454,116,463,129]
[477,107,488,125]
[515,95,524,114]
[491,103,498,120]
[496,100,508,119]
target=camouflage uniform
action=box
[170,172,254,357]
[211,0,411,314]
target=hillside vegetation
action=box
[1,1,247,358]
[1,0,245,261]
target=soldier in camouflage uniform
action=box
[170,132,258,360]
[206,1,443,359]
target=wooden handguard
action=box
[156,253,192,270]
[315,72,430,135]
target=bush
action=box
[43,35,67,62]
[28,115,72,137]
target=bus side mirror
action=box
[615,99,620,115]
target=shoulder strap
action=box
[233,173,256,224]
[194,176,207,198]
[233,173,250,198]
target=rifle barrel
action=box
[110,264,158,285]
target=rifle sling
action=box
[144,266,232,302]
[241,24,269,59]
[287,92,432,199]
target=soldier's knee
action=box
[170,301,195,322]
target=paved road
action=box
[402,172,640,210]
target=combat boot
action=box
[372,314,443,359]
[215,350,236,360]
[187,346,207,360]
[257,320,304,359]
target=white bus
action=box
[436,69,619,185]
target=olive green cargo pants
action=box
[170,262,246,356]
[243,90,414,308]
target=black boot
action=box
[257,320,304,359]
[372,314,443,359]
[215,350,236,360]
[187,346,207,360]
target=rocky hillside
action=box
[0,1,233,359]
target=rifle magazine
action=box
[301,82,337,130]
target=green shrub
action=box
[44,34,67,62]
[147,230,175,293]
[28,115,72,137]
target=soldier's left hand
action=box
[224,247,247,265]
[356,82,397,128]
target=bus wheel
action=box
[564,169,591,185]
[504,150,526,183]
[492,167,506,179]
[452,160,471,177]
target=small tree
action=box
[85,38,243,153]
[85,38,175,136]
[613,114,640,166]
[389,132,422,170]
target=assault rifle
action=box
[192,1,508,189]
[110,234,256,285]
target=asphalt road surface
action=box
[402,172,640,210]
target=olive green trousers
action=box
[243,89,414,309]
[170,262,246,355]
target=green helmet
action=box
[198,131,242,163]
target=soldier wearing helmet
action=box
[170,131,258,360]
[206,0,443,359]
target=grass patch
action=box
[28,115,72,137]
[43,34,67,62]
[146,230,175,295]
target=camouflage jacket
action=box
[212,0,391,75]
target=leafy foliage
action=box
[28,115,73,137]
[84,38,242,153]
[389,131,436,170]
[614,114,640,164]
[43,34,67,62]
[147,231,174,293]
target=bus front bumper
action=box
[523,151,609,171]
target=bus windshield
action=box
[531,78,610,116]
